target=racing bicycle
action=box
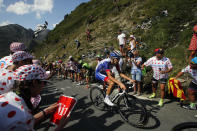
[89,82,147,128]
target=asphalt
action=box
[36,76,197,131]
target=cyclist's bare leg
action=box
[160,83,165,99]
[106,79,114,95]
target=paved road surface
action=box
[36,76,197,131]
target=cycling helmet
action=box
[110,50,121,59]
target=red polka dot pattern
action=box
[1,101,8,107]
[0,92,34,130]
[15,98,20,101]
[0,55,13,69]
[12,51,33,63]
[143,56,173,80]
[8,111,16,118]
[13,64,47,81]
[0,69,14,94]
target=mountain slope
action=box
[35,0,197,75]
[0,24,50,57]
[0,24,34,57]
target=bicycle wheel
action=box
[171,122,197,131]
[90,86,106,111]
[117,94,147,127]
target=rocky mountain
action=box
[0,24,50,57]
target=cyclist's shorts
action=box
[95,72,109,82]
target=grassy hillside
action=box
[34,0,197,76]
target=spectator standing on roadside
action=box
[141,48,173,107]
[188,25,197,63]
[117,29,126,56]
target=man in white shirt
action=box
[117,30,126,56]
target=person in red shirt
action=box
[188,25,197,63]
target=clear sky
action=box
[0,0,90,30]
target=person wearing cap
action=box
[129,35,136,52]
[141,48,173,107]
[117,29,126,56]
[188,25,197,63]
[127,35,136,59]
[6,51,33,71]
[0,42,27,69]
[175,57,197,110]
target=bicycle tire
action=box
[117,94,147,127]
[171,122,197,131]
[90,86,106,111]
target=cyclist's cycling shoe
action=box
[104,97,114,106]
